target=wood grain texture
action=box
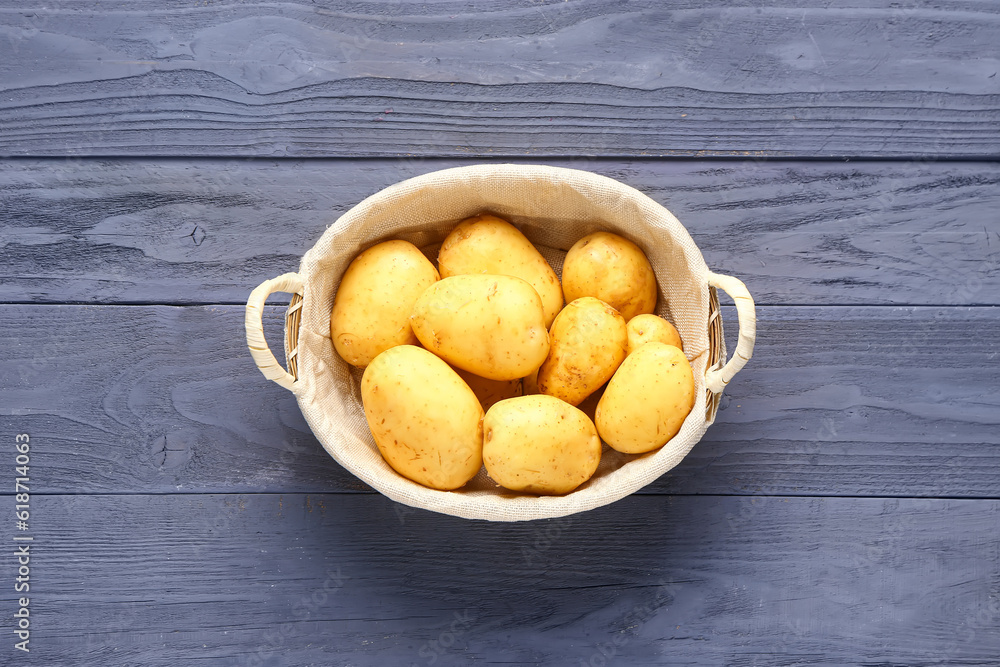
[3,4,996,663]
[2,158,998,306]
[2,304,997,497]
[1,1,998,157]
[1,493,998,665]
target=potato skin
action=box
[561,231,657,321]
[575,384,605,423]
[521,367,540,396]
[361,346,484,490]
[483,395,602,495]
[595,342,695,454]
[537,297,627,406]
[410,274,550,381]
[331,240,439,367]
[453,367,523,413]
[626,314,684,355]
[439,214,563,327]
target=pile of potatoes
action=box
[330,214,695,495]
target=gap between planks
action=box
[3,491,1000,500]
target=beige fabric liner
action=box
[290,164,723,522]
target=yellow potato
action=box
[626,314,684,355]
[410,274,550,381]
[483,395,602,495]
[562,231,657,321]
[453,367,523,413]
[595,342,695,454]
[575,384,605,423]
[331,239,439,367]
[521,367,540,396]
[537,297,627,406]
[361,345,483,490]
[438,214,563,327]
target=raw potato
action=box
[331,239,439,367]
[626,314,684,355]
[483,395,602,495]
[521,367,540,396]
[410,274,550,381]
[361,345,483,490]
[438,214,564,327]
[453,367,523,413]
[575,384,605,423]
[562,231,657,321]
[537,297,627,406]
[595,342,695,454]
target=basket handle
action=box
[704,272,756,393]
[245,272,304,391]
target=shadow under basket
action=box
[245,164,755,522]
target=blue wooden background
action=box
[1,2,999,665]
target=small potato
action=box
[626,314,684,355]
[361,345,483,490]
[595,342,695,454]
[483,395,602,495]
[521,367,540,396]
[439,214,563,327]
[575,384,605,423]
[562,231,657,321]
[331,239,439,367]
[410,274,550,381]
[453,367,523,413]
[537,297,627,406]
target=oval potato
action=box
[595,342,695,454]
[626,314,684,355]
[439,214,563,327]
[331,239,439,367]
[562,231,657,321]
[537,297,627,406]
[410,274,550,381]
[483,395,602,495]
[361,345,483,490]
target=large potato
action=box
[483,395,602,495]
[537,297,627,406]
[331,239,439,367]
[595,342,695,454]
[438,214,563,327]
[626,314,684,355]
[410,274,550,381]
[361,345,483,490]
[453,367,523,413]
[562,231,657,321]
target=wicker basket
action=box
[245,164,755,522]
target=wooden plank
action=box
[2,304,998,498]
[0,304,369,495]
[1,2,998,157]
[1,493,998,665]
[2,158,998,306]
